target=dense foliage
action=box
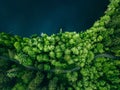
[0,0,120,90]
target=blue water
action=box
[0,0,109,36]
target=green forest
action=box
[0,0,120,90]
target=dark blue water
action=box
[0,0,109,36]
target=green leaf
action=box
[56,52,62,59]
[44,64,51,71]
[49,51,55,58]
[14,42,21,51]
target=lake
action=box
[0,0,109,36]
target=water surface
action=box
[0,0,109,36]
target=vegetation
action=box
[0,0,120,89]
